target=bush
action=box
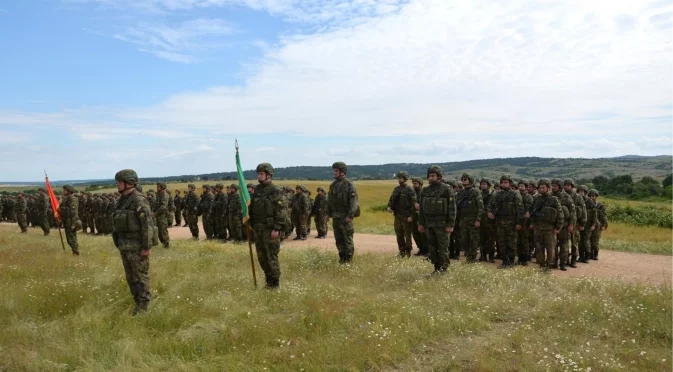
[606,203,673,229]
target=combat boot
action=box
[569,256,577,268]
[559,264,567,271]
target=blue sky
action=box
[0,0,671,181]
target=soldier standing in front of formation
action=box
[111,169,156,315]
[228,184,243,242]
[456,173,483,263]
[565,179,586,268]
[487,175,524,268]
[311,186,328,238]
[417,165,456,274]
[184,184,200,239]
[16,192,28,233]
[529,179,564,271]
[387,171,417,258]
[200,185,215,239]
[551,179,576,271]
[153,182,170,248]
[326,162,359,264]
[577,185,597,263]
[410,177,428,257]
[589,189,607,260]
[291,185,310,240]
[249,163,288,288]
[173,190,183,227]
[58,185,81,255]
[36,188,51,236]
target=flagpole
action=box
[236,140,257,287]
[45,170,66,251]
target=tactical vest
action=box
[458,189,479,218]
[250,187,278,230]
[421,185,451,227]
[112,192,158,247]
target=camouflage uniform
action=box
[167,190,175,227]
[16,193,28,232]
[249,163,288,288]
[112,169,157,315]
[517,181,533,264]
[311,187,328,238]
[58,185,80,255]
[305,189,313,236]
[410,177,428,256]
[565,179,586,267]
[455,174,483,262]
[36,189,50,235]
[418,166,456,273]
[479,178,496,262]
[590,189,606,260]
[184,185,200,239]
[86,195,97,234]
[173,190,183,226]
[327,162,360,263]
[551,179,576,270]
[153,183,170,248]
[387,172,417,257]
[578,185,597,263]
[487,175,524,267]
[529,179,564,269]
[212,184,227,239]
[227,184,243,242]
[200,185,215,239]
[79,194,88,233]
[291,185,311,240]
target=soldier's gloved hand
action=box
[579,226,584,231]
[141,249,151,257]
[590,226,595,231]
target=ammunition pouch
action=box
[541,206,558,223]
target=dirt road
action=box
[167,223,672,286]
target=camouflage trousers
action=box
[554,226,570,267]
[516,221,530,262]
[305,214,311,235]
[393,215,413,256]
[580,226,594,260]
[38,214,50,235]
[202,213,215,239]
[119,249,150,310]
[291,212,307,238]
[182,210,188,226]
[17,213,27,232]
[156,215,170,248]
[167,210,174,226]
[495,219,518,265]
[174,209,182,226]
[213,214,227,240]
[314,213,328,237]
[479,219,496,259]
[64,225,79,253]
[411,216,428,254]
[187,214,199,238]
[81,213,88,233]
[458,218,480,262]
[449,224,461,259]
[535,226,555,267]
[590,229,602,259]
[427,226,450,270]
[254,228,281,283]
[228,214,243,241]
[87,214,96,233]
[570,225,581,260]
[332,217,355,262]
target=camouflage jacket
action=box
[456,185,484,221]
[520,191,533,217]
[249,182,288,231]
[213,191,226,214]
[326,177,359,219]
[387,184,417,218]
[552,190,576,226]
[16,197,27,214]
[568,190,586,226]
[418,181,456,228]
[112,189,154,251]
[291,193,311,215]
[228,191,242,217]
[184,190,199,215]
[167,192,175,212]
[310,194,327,217]
[152,190,169,217]
[487,189,524,225]
[583,196,598,228]
[530,193,564,230]
[173,194,183,210]
[58,194,79,228]
[597,202,608,228]
[199,192,214,215]
[37,193,49,215]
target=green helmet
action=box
[114,169,138,185]
[517,179,527,186]
[246,183,255,189]
[411,176,423,185]
[332,161,348,173]
[63,184,75,193]
[563,178,575,187]
[427,165,443,178]
[156,182,167,189]
[479,177,491,186]
[537,178,551,188]
[187,184,195,189]
[500,174,512,183]
[256,163,274,176]
[588,189,599,196]
[215,183,224,189]
[396,171,409,180]
[461,173,474,185]
[230,184,239,191]
[317,186,325,192]
[577,185,589,193]
[551,178,563,187]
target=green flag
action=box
[236,141,251,225]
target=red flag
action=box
[45,173,61,220]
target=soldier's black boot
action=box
[559,263,567,271]
[550,258,559,269]
[569,256,577,268]
[489,254,495,263]
[520,255,529,266]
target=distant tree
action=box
[663,174,673,188]
[640,176,658,185]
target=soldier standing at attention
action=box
[326,162,359,264]
[529,179,564,271]
[478,178,496,262]
[577,185,597,263]
[551,178,576,271]
[228,184,244,242]
[311,186,328,239]
[410,177,428,257]
[249,163,288,288]
[589,189,607,260]
[173,190,183,227]
[417,165,456,274]
[487,175,524,268]
[36,188,51,236]
[516,180,533,265]
[456,173,483,263]
[212,184,226,240]
[387,171,417,258]
[58,185,81,255]
[184,184,200,239]
[564,179,586,268]
[153,182,170,248]
[112,169,156,315]
[166,189,175,228]
[16,192,28,233]
[200,185,215,239]
[291,185,310,240]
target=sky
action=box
[0,0,672,181]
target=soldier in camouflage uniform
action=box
[16,192,28,233]
[418,165,456,274]
[249,163,288,288]
[78,193,88,233]
[173,190,183,227]
[564,179,586,268]
[487,175,524,268]
[167,189,175,228]
[387,171,417,257]
[58,185,81,255]
[200,185,215,239]
[455,173,483,263]
[153,182,170,248]
[551,179,576,271]
[305,188,313,237]
[577,185,597,263]
[291,185,311,240]
[446,180,461,260]
[526,180,539,260]
[86,194,97,234]
[478,178,496,262]
[184,184,200,239]
[228,184,244,242]
[516,180,533,265]
[36,188,50,235]
[410,177,428,256]
[326,162,360,263]
[212,184,227,240]
[529,179,564,270]
[589,189,607,260]
[311,186,328,238]
[112,169,157,315]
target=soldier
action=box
[58,185,81,255]
[386,171,417,257]
[456,173,483,263]
[212,184,226,240]
[167,189,175,228]
[410,177,428,256]
[173,190,183,227]
[305,188,313,237]
[86,194,97,234]
[291,185,310,240]
[446,180,462,260]
[325,162,359,263]
[184,184,200,239]
[529,179,564,271]
[516,180,533,265]
[564,179,586,268]
[247,183,256,195]
[551,178,576,271]
[417,165,456,274]
[577,185,597,263]
[487,175,524,268]
[200,185,215,239]
[36,188,50,235]
[311,186,328,238]
[589,189,606,260]
[227,184,244,242]
[478,178,496,262]
[111,169,157,315]
[79,192,88,233]
[153,182,170,248]
[249,163,288,288]
[526,180,539,260]
[16,192,28,233]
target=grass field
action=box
[0,231,670,371]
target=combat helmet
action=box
[461,173,474,185]
[551,178,563,187]
[577,185,589,193]
[230,183,239,191]
[500,174,512,183]
[411,176,423,186]
[332,161,348,173]
[215,183,224,189]
[427,165,444,178]
[256,163,274,176]
[115,169,139,185]
[317,186,325,192]
[396,171,409,180]
[588,189,599,196]
[156,182,167,189]
[479,177,491,187]
[63,184,75,193]
[563,178,575,187]
[187,184,196,189]
[537,178,551,188]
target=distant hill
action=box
[141,155,672,183]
